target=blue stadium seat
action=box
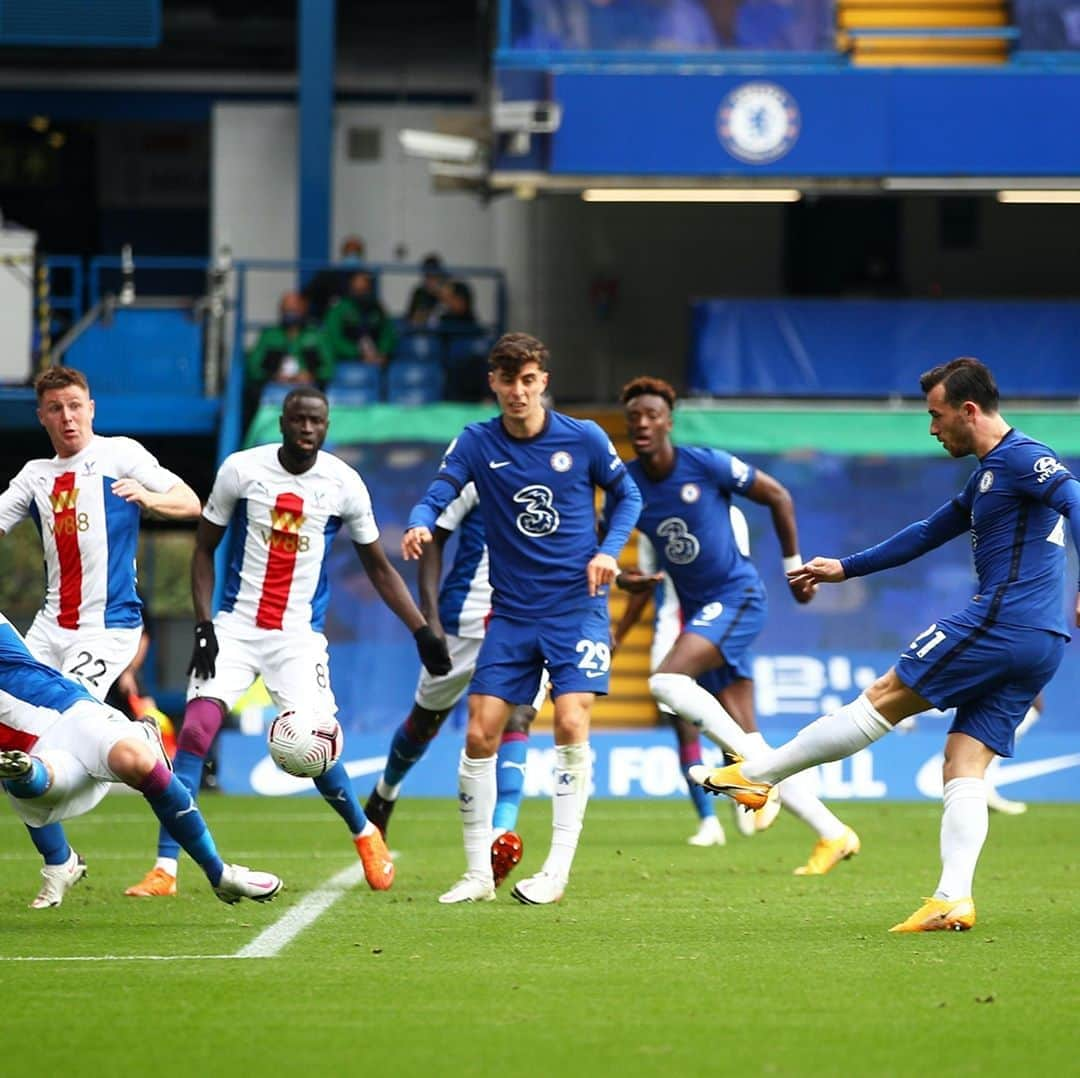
[328,386,381,407]
[258,383,292,409]
[386,359,445,405]
[395,331,442,363]
[331,361,383,392]
[444,329,493,363]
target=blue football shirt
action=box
[410,410,641,618]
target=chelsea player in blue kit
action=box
[695,358,1080,932]
[612,377,857,875]
[403,333,641,905]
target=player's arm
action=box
[741,468,814,604]
[418,527,452,637]
[111,439,203,520]
[1038,466,1080,627]
[590,430,643,596]
[403,433,474,560]
[353,539,451,675]
[787,496,971,590]
[0,466,35,539]
[187,517,226,679]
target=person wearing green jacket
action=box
[247,292,335,389]
[324,271,397,366]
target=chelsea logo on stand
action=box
[717,82,800,165]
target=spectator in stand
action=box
[303,234,367,320]
[247,292,335,391]
[406,254,449,327]
[441,280,488,402]
[325,270,398,367]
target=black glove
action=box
[414,625,451,676]
[188,620,219,680]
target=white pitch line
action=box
[2,954,239,963]
[234,861,366,959]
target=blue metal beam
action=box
[298,0,336,285]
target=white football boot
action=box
[438,873,496,904]
[511,870,567,905]
[687,815,726,846]
[213,863,283,904]
[30,849,87,909]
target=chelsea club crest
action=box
[717,82,800,165]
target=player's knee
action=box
[177,698,226,756]
[464,728,499,758]
[506,705,536,735]
[408,706,444,741]
[649,671,689,711]
[107,737,156,785]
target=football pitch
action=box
[1,796,1076,1077]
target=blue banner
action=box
[218,727,1080,802]
[543,70,1080,176]
[688,298,1080,397]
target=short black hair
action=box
[488,332,549,374]
[282,386,328,413]
[621,375,676,411]
[919,357,999,412]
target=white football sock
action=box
[375,776,400,801]
[541,743,591,881]
[742,694,892,785]
[742,732,847,840]
[458,752,496,882]
[934,777,988,901]
[649,673,754,757]
[154,857,178,877]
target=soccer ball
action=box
[267,710,343,778]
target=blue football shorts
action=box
[470,602,613,702]
[895,608,1065,757]
[681,585,767,683]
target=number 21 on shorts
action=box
[908,623,946,659]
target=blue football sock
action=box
[314,760,368,835]
[493,735,528,832]
[142,769,224,885]
[156,749,204,861]
[4,757,51,799]
[26,822,71,866]
[382,717,437,788]
[680,744,716,822]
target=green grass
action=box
[1,796,1077,1077]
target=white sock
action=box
[375,776,400,801]
[934,777,988,901]
[458,752,496,882]
[649,673,754,757]
[541,743,591,881]
[742,732,847,840]
[154,857,178,877]
[742,694,892,784]
[357,821,376,840]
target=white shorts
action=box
[6,699,157,828]
[187,617,337,716]
[414,633,549,713]
[24,616,142,703]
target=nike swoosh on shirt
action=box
[489,461,511,469]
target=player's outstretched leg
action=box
[126,697,225,897]
[440,751,498,903]
[133,754,281,904]
[491,728,528,886]
[365,706,443,839]
[512,742,591,906]
[692,693,894,806]
[314,760,394,891]
[0,752,87,909]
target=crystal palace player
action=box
[0,366,201,907]
[0,613,281,907]
[403,332,641,905]
[366,476,546,890]
[125,387,450,898]
[611,376,858,876]
[695,358,1080,931]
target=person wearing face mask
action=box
[246,291,335,390]
[324,270,398,367]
